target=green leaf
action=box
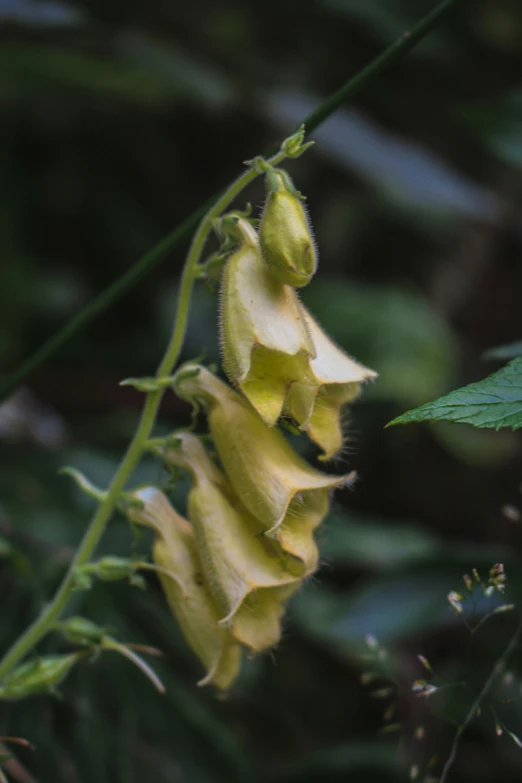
[388,357,522,430]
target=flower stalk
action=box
[0,135,300,684]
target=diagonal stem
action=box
[439,618,522,783]
[0,0,460,403]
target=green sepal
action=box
[120,376,174,393]
[0,654,81,701]
[59,467,106,502]
[280,125,314,158]
[57,616,106,646]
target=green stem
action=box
[0,148,287,682]
[0,0,459,403]
[302,0,458,135]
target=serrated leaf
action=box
[388,357,522,430]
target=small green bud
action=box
[259,169,317,288]
[93,556,139,581]
[280,125,314,158]
[60,467,106,502]
[120,376,174,393]
[59,616,106,646]
[0,654,80,701]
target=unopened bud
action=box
[59,616,105,646]
[259,169,317,288]
[0,654,80,700]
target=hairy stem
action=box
[0,0,459,403]
[0,148,288,682]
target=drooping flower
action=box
[174,365,351,535]
[219,216,376,456]
[128,487,241,690]
[285,310,377,459]
[220,217,316,427]
[158,432,304,652]
[258,168,317,288]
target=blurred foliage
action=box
[1,0,522,781]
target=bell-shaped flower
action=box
[174,365,350,536]
[219,217,375,453]
[285,310,377,460]
[159,432,307,652]
[258,168,317,287]
[220,217,317,427]
[127,487,241,690]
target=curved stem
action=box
[0,0,459,403]
[0,148,287,682]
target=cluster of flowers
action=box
[127,168,376,689]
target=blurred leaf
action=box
[0,0,81,26]
[303,281,456,406]
[431,421,520,466]
[483,341,522,361]
[118,34,235,109]
[389,357,522,430]
[292,572,455,650]
[292,556,515,652]
[0,535,13,559]
[320,513,439,568]
[462,90,522,170]
[0,44,177,103]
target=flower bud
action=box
[220,217,316,426]
[161,432,304,652]
[0,654,80,700]
[259,169,317,288]
[128,488,241,689]
[174,365,348,534]
[285,310,377,459]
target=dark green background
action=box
[2,0,522,780]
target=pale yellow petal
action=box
[163,433,303,652]
[129,487,241,690]
[176,366,349,532]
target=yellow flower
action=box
[174,365,351,536]
[286,310,377,459]
[159,432,303,652]
[220,217,316,427]
[259,169,317,287]
[219,216,375,454]
[128,488,241,690]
